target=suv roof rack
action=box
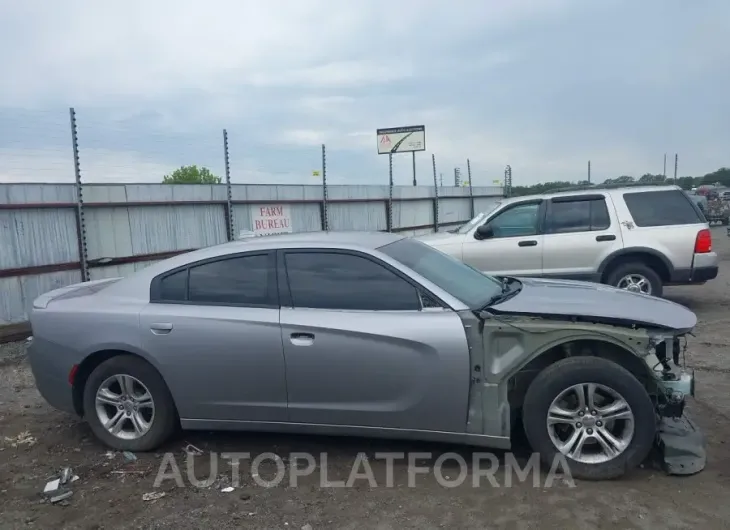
[546,182,678,194]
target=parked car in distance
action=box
[418,185,717,297]
[28,231,703,480]
[685,190,708,213]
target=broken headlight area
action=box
[649,333,695,417]
[646,332,706,476]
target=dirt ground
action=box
[2,227,730,530]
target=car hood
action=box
[491,277,697,332]
[415,232,463,245]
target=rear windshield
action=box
[623,190,705,227]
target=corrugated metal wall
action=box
[0,183,503,325]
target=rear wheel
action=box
[522,356,656,480]
[605,261,663,297]
[83,355,177,451]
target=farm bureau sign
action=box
[251,205,293,236]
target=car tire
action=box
[83,355,178,451]
[605,261,663,297]
[522,356,656,481]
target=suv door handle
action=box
[518,240,538,247]
[596,234,616,242]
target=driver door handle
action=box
[518,240,538,247]
[290,332,315,346]
[596,234,616,242]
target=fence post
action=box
[223,129,235,241]
[321,144,329,231]
[504,165,512,197]
[432,154,439,232]
[387,153,394,232]
[467,158,474,218]
[69,107,89,282]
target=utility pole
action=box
[674,153,678,183]
[588,160,591,184]
[663,153,667,178]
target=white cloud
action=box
[0,0,728,186]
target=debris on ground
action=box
[221,486,234,493]
[142,491,166,502]
[183,443,203,456]
[43,479,60,495]
[122,451,137,462]
[302,524,313,530]
[4,431,36,448]
[42,468,78,505]
[60,467,73,484]
[49,491,73,504]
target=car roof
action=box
[496,184,683,205]
[226,230,404,250]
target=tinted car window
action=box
[159,269,188,301]
[624,190,703,227]
[284,252,421,310]
[489,203,540,238]
[548,199,610,233]
[188,254,273,306]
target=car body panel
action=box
[491,277,697,331]
[139,303,288,422]
[280,306,470,432]
[25,230,699,459]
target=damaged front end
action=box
[645,332,706,475]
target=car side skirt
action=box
[179,419,512,450]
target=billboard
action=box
[377,125,426,155]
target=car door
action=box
[541,195,623,281]
[139,251,288,423]
[278,248,470,433]
[461,200,545,276]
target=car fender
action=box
[597,247,675,278]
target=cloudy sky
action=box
[0,0,728,186]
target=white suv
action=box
[418,185,718,297]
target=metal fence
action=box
[0,181,504,332]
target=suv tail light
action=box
[694,229,712,253]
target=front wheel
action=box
[522,356,656,480]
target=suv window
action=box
[284,252,421,311]
[187,255,273,305]
[488,203,540,238]
[547,198,611,234]
[624,190,703,227]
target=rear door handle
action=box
[150,323,173,335]
[518,240,538,247]
[290,332,315,347]
[596,234,616,242]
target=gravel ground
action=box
[2,227,730,529]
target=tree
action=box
[162,165,222,184]
[507,166,727,196]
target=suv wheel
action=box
[522,356,656,480]
[605,261,663,297]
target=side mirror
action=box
[475,224,494,240]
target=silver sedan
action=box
[27,231,703,480]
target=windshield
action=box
[378,237,503,309]
[454,201,502,234]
